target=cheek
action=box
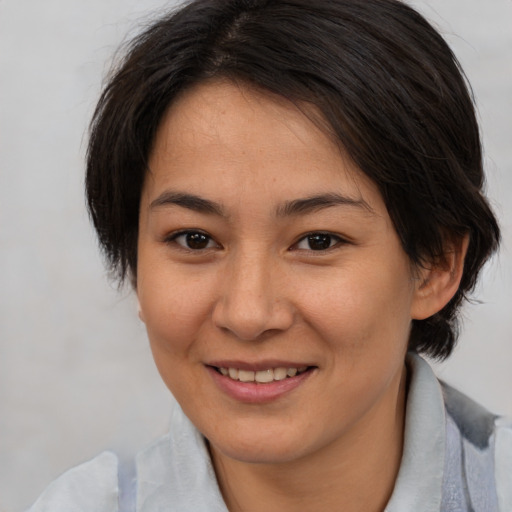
[137,266,217,355]
[297,260,414,351]
[138,271,219,400]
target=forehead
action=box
[153,79,336,160]
[145,79,385,214]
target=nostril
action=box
[212,300,277,341]
[212,292,295,341]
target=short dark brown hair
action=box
[86,0,500,360]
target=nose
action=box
[212,251,294,341]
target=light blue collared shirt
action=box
[28,355,512,512]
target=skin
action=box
[137,80,465,512]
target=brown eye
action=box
[307,234,333,250]
[186,232,210,249]
[295,232,343,251]
[171,231,218,250]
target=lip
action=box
[206,363,316,404]
[207,360,313,371]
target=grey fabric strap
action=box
[441,384,500,512]
[118,457,137,512]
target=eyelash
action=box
[165,230,347,253]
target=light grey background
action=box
[0,1,511,510]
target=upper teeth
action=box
[218,366,308,383]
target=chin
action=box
[212,440,302,465]
[205,420,318,466]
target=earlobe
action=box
[137,298,146,323]
[410,234,469,320]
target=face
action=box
[137,80,421,465]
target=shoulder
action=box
[441,381,512,511]
[494,416,512,510]
[441,381,512,455]
[27,451,119,512]
[404,354,512,511]
[441,382,498,449]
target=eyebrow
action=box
[149,190,373,217]
[150,191,226,216]
[276,193,374,217]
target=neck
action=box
[210,365,408,512]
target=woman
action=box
[28,0,510,510]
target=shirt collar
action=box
[385,353,445,512]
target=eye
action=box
[169,230,219,250]
[294,232,344,251]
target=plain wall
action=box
[0,1,510,510]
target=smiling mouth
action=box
[214,366,312,383]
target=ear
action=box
[137,297,146,323]
[410,234,469,320]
